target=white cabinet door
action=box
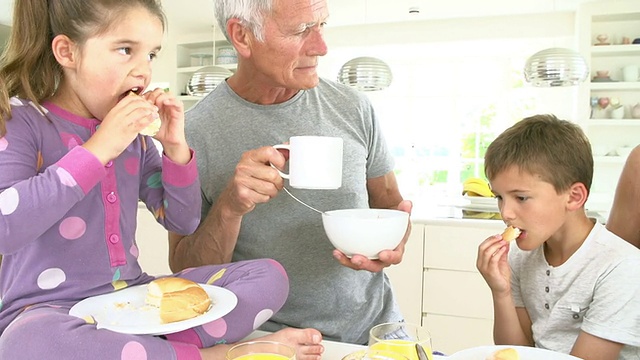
[422,269,493,319]
[424,222,503,272]
[135,204,171,276]
[385,223,425,325]
[423,313,494,355]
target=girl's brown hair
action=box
[0,0,166,136]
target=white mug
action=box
[273,136,343,189]
[622,65,639,82]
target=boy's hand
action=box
[477,234,511,296]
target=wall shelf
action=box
[577,0,640,205]
[591,44,640,57]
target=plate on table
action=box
[69,284,237,335]
[448,345,582,360]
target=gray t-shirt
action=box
[510,222,640,359]
[185,78,403,344]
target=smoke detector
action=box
[409,6,420,14]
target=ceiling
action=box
[0,0,602,31]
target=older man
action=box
[169,0,412,345]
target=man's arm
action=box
[607,145,640,248]
[168,200,242,272]
[168,146,287,272]
[367,171,404,210]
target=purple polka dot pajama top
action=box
[0,98,289,360]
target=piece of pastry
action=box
[139,116,161,136]
[501,226,521,242]
[487,347,520,360]
[128,91,161,136]
[145,277,211,323]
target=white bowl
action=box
[322,208,409,259]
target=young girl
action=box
[0,1,322,359]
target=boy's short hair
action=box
[484,114,593,193]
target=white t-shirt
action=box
[510,222,640,359]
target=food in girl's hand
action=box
[139,116,161,136]
[128,91,161,136]
[501,226,521,242]
[487,347,520,360]
[145,277,211,323]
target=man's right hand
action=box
[219,145,287,217]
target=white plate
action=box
[69,284,237,335]
[448,345,582,360]
[454,203,500,213]
[463,195,498,206]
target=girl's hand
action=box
[83,92,159,165]
[476,234,511,296]
[142,88,191,164]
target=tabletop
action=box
[245,330,448,359]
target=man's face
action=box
[248,0,329,90]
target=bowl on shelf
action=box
[190,53,213,67]
[321,208,409,259]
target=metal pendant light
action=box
[187,66,233,96]
[337,57,393,91]
[524,48,589,87]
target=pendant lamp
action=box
[524,48,589,87]
[187,66,233,96]
[337,57,393,91]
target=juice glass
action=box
[368,322,433,360]
[226,341,295,360]
[342,349,410,360]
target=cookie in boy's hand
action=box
[501,226,521,242]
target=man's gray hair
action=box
[214,0,273,42]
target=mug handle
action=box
[272,144,290,179]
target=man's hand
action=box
[332,200,413,272]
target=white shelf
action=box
[594,156,626,164]
[178,95,204,101]
[174,28,236,109]
[591,44,640,57]
[577,0,640,203]
[589,82,640,91]
[586,119,640,126]
[177,63,237,73]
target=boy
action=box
[476,114,640,360]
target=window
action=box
[320,35,579,207]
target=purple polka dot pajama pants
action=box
[0,259,289,360]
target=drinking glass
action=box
[368,322,433,360]
[226,341,295,360]
[342,349,410,360]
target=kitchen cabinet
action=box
[385,218,504,355]
[174,30,236,110]
[576,1,640,209]
[136,203,171,275]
